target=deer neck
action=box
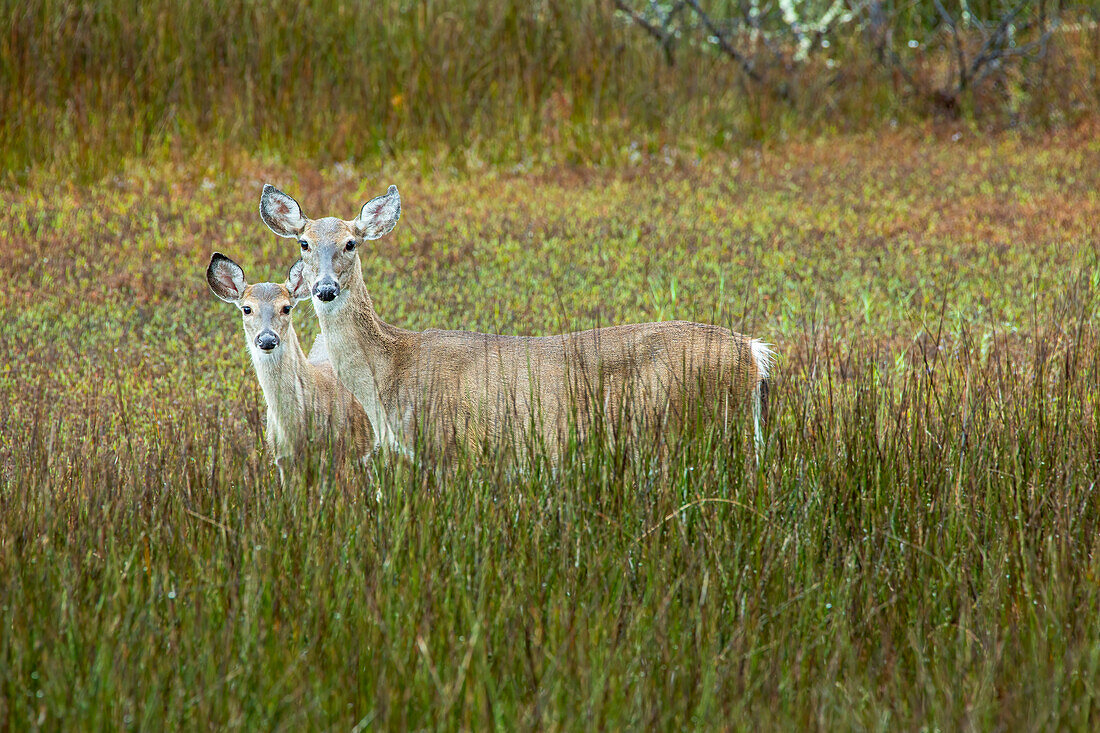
[310,265,402,451]
[249,324,312,440]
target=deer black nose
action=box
[256,332,279,351]
[314,280,339,302]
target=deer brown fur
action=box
[259,185,772,464]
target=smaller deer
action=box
[206,253,373,482]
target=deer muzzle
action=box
[314,279,339,302]
[255,331,280,352]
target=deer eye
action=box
[242,306,252,315]
[345,240,356,252]
[299,240,309,252]
[282,305,291,315]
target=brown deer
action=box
[206,253,373,481]
[258,185,772,464]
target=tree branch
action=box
[613,0,678,65]
[933,0,969,91]
[967,0,1027,85]
[683,0,765,84]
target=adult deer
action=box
[207,253,373,481]
[259,184,772,464]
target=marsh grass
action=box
[3,312,1099,728]
[2,132,1099,727]
[3,0,1098,179]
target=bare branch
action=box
[611,0,1058,116]
[967,0,1027,85]
[970,18,1059,89]
[655,0,687,37]
[683,0,764,83]
[866,1,918,91]
[738,0,793,72]
[613,0,678,65]
[933,0,969,90]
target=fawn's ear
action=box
[207,252,247,302]
[260,184,307,238]
[353,185,401,240]
[285,259,312,301]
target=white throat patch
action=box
[311,290,348,316]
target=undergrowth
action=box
[1,130,1099,727]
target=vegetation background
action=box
[1,0,1099,728]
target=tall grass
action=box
[3,309,1098,728]
[1,130,1099,726]
[3,0,1098,179]
[2,0,676,176]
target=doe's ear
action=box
[353,185,401,240]
[260,184,307,238]
[207,252,247,302]
[285,259,312,301]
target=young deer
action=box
[206,253,373,481]
[258,185,773,464]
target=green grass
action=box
[2,128,1100,728]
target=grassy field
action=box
[2,126,1100,728]
[5,0,1098,179]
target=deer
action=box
[258,184,773,466]
[206,252,373,482]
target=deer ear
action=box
[260,184,307,238]
[353,185,401,240]
[207,253,247,302]
[285,259,312,301]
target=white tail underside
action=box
[750,339,774,455]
